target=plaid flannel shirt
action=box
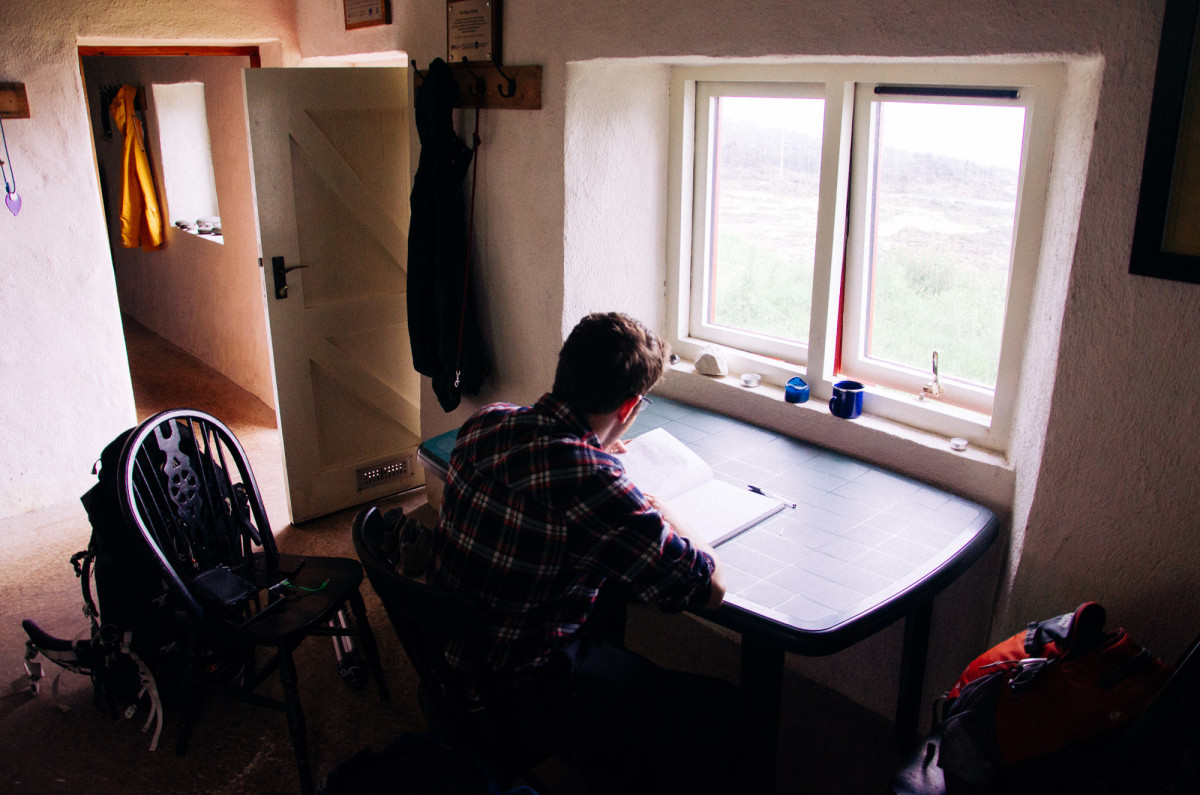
[430,393,715,682]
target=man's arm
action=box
[646,495,726,610]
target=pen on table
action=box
[747,484,797,509]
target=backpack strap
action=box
[1023,601,1108,659]
[120,631,164,751]
[70,544,101,634]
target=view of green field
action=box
[708,99,1022,389]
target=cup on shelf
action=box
[785,376,809,404]
[829,380,865,419]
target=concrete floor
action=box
[0,317,903,794]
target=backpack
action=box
[894,602,1174,795]
[22,427,191,750]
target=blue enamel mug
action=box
[829,380,864,419]
[785,376,810,404]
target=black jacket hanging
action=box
[407,58,489,412]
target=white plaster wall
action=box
[0,0,297,518]
[563,61,670,338]
[82,54,276,410]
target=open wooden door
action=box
[244,67,421,523]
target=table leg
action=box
[742,629,784,794]
[896,598,933,750]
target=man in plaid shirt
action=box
[430,312,745,793]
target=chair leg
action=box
[277,644,315,795]
[176,632,201,756]
[347,588,390,702]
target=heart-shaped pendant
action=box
[5,191,20,216]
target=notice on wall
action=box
[447,0,500,63]
[344,0,391,30]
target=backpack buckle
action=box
[1009,657,1050,692]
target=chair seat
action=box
[222,554,366,642]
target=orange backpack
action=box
[937,602,1173,792]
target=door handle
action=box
[271,255,309,299]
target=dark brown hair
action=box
[552,312,670,415]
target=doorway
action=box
[78,46,276,418]
[80,52,423,524]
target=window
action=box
[152,82,223,243]
[690,82,824,363]
[669,64,1062,449]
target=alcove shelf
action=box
[0,83,30,119]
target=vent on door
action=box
[356,455,412,491]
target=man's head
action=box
[552,312,671,416]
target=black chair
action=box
[120,409,389,795]
[351,505,561,785]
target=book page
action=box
[618,427,714,501]
[618,428,786,546]
[671,479,786,547]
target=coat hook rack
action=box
[494,63,517,99]
[460,57,486,98]
[412,59,541,110]
[0,83,30,119]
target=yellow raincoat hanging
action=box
[109,86,164,250]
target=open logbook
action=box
[618,427,787,547]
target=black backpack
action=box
[22,427,190,749]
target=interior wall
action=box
[0,0,297,518]
[563,60,670,339]
[82,54,275,410]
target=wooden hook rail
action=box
[413,61,542,110]
[0,83,30,119]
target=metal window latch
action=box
[921,351,944,400]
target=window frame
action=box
[666,62,1064,452]
[840,84,1036,417]
[688,80,827,363]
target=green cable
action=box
[280,579,328,593]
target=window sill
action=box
[173,218,223,245]
[178,227,224,244]
[654,360,1014,514]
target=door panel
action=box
[245,67,421,523]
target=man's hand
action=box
[605,438,630,454]
[646,496,726,610]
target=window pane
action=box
[862,101,1025,389]
[152,82,223,242]
[707,96,823,344]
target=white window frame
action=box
[666,62,1064,452]
[841,85,1035,417]
[688,81,826,364]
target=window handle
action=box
[922,351,944,400]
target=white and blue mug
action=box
[829,380,865,419]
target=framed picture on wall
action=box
[344,0,391,30]
[1130,0,1200,283]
